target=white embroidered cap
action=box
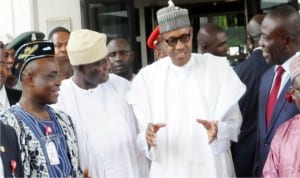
[67,29,108,66]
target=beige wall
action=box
[0,0,82,38]
[36,0,82,37]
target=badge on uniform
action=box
[0,145,5,152]
[45,126,60,165]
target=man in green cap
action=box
[4,31,44,90]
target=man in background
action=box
[107,37,135,81]
[48,26,73,79]
[147,26,168,61]
[197,22,228,56]
[0,41,21,108]
[231,14,272,177]
[5,31,45,90]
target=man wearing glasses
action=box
[127,0,245,177]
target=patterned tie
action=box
[266,66,285,128]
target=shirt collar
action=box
[169,56,194,72]
[275,52,300,75]
[0,87,9,110]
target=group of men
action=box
[0,0,300,177]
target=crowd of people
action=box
[0,0,300,177]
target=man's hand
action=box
[146,123,166,147]
[83,168,89,178]
[196,119,218,143]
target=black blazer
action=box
[0,121,24,177]
[5,87,21,105]
[232,49,272,177]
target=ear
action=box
[285,35,295,46]
[22,71,34,86]
[130,51,135,62]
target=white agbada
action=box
[53,74,148,178]
[127,53,246,178]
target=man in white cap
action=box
[127,1,245,177]
[53,29,148,178]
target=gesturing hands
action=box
[146,123,166,147]
[196,119,218,144]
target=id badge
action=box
[46,141,60,165]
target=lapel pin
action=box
[0,145,5,152]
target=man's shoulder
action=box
[0,107,21,130]
[278,114,300,131]
[107,73,131,89]
[193,53,229,66]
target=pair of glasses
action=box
[163,31,191,47]
[290,86,300,95]
[108,50,129,58]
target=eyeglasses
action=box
[163,31,191,47]
[290,86,300,95]
[108,50,130,58]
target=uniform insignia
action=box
[18,44,39,60]
[0,145,5,152]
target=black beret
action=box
[7,31,45,51]
[13,41,54,80]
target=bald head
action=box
[267,5,300,38]
[247,14,265,52]
[259,5,300,65]
[197,23,228,56]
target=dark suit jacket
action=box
[232,49,272,177]
[0,121,23,177]
[5,87,21,106]
[253,67,298,176]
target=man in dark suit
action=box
[0,121,23,177]
[232,14,272,177]
[253,5,300,176]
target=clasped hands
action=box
[146,119,218,147]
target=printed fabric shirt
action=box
[0,105,82,177]
[263,113,300,178]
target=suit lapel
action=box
[267,80,291,133]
